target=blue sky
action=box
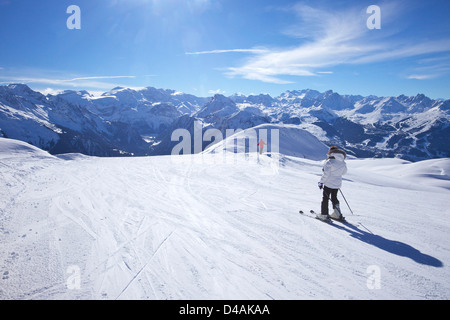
[1,0,450,99]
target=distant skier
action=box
[257,139,267,155]
[317,146,347,221]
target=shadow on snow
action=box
[330,222,443,268]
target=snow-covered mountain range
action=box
[1,84,448,160]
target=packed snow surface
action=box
[0,137,449,299]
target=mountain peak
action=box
[61,89,92,97]
[278,89,322,102]
[196,94,238,118]
[6,83,35,95]
[3,83,46,101]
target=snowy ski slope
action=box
[0,137,449,299]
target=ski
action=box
[327,212,360,228]
[310,209,350,224]
[299,210,332,223]
[300,210,362,228]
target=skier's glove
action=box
[318,182,323,190]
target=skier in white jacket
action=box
[317,146,347,221]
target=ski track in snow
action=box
[1,147,450,300]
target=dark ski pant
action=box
[321,186,339,215]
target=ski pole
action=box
[339,189,354,215]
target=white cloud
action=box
[0,74,137,90]
[64,75,136,82]
[38,88,64,96]
[222,3,450,84]
[352,39,450,64]
[224,4,373,83]
[185,48,268,55]
[404,55,450,81]
[208,89,226,95]
[407,74,436,80]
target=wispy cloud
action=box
[224,4,374,83]
[405,56,450,80]
[0,74,138,90]
[64,75,136,82]
[185,48,268,55]
[221,2,450,84]
[352,39,450,64]
[407,74,436,80]
[208,89,226,95]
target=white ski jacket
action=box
[319,152,347,189]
